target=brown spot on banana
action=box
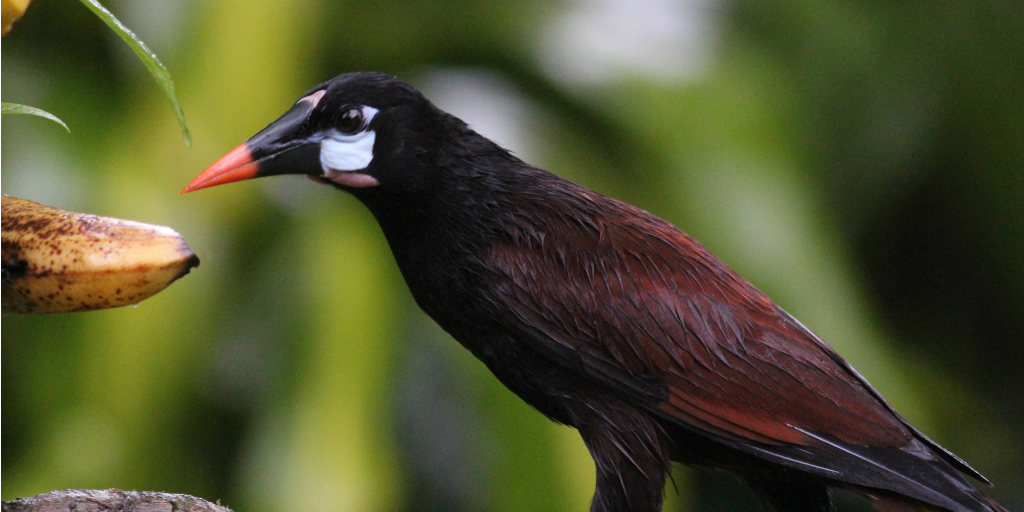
[2,195,199,314]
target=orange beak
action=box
[183,144,258,193]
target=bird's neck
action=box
[362,123,542,249]
[354,137,533,311]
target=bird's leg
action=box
[575,405,672,512]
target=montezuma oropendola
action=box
[185,72,1008,512]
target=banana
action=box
[2,195,199,314]
[2,0,30,35]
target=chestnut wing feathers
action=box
[480,191,996,512]
[484,196,907,447]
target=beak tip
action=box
[185,144,258,194]
[181,177,212,194]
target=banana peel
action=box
[2,0,30,35]
[2,195,199,314]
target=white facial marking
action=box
[298,90,327,108]
[317,106,381,187]
[320,130,376,171]
[361,105,380,124]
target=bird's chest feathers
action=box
[383,216,494,330]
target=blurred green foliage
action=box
[1,102,69,131]
[2,1,1021,512]
[1,0,189,141]
[75,0,191,145]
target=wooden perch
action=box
[2,489,234,512]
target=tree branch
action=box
[2,489,234,512]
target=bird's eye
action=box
[337,107,365,135]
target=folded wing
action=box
[482,189,1000,512]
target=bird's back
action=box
[428,165,1005,512]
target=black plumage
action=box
[186,72,1008,512]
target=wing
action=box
[480,186,999,512]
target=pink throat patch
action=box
[324,169,379,188]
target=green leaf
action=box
[2,103,70,132]
[77,0,192,146]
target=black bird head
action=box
[186,71,535,266]
[185,72,453,195]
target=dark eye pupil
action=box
[339,108,364,134]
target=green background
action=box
[3,1,1022,511]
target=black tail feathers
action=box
[850,487,1009,512]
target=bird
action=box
[184,72,1008,512]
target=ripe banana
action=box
[2,0,30,35]
[2,195,199,314]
